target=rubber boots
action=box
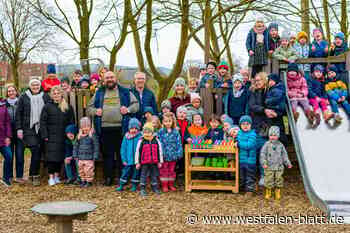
[168,180,176,191]
[264,188,272,200]
[275,188,281,200]
[131,183,138,192]
[116,183,124,191]
[161,181,169,192]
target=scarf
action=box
[25,90,45,133]
[253,25,266,34]
[7,97,18,106]
[177,119,188,141]
[125,132,140,140]
[233,87,244,98]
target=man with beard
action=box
[88,71,139,186]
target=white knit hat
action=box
[190,92,201,102]
[29,77,41,86]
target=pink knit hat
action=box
[90,73,100,81]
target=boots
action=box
[275,188,281,200]
[323,110,334,123]
[131,183,138,192]
[168,180,176,191]
[305,109,315,124]
[151,185,161,195]
[140,185,147,197]
[264,188,272,200]
[314,112,321,127]
[293,111,299,122]
[335,114,343,123]
[161,181,169,192]
[115,183,124,191]
[33,175,40,186]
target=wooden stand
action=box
[185,145,239,193]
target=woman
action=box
[16,78,51,186]
[0,96,12,187]
[40,86,75,186]
[5,84,25,183]
[169,78,191,114]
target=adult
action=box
[0,96,12,187]
[5,84,25,183]
[88,71,139,186]
[169,78,191,114]
[130,72,158,121]
[40,86,75,186]
[41,64,61,93]
[16,78,51,186]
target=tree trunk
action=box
[322,0,331,43]
[301,0,310,38]
[10,60,19,88]
[341,0,348,40]
[79,2,90,74]
[204,0,211,63]
[130,15,146,72]
[226,45,234,73]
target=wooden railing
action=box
[65,89,92,124]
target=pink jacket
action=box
[287,73,308,100]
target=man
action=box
[130,72,158,121]
[88,71,139,186]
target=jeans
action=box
[239,163,256,192]
[329,99,350,115]
[140,164,159,187]
[120,165,140,185]
[0,146,13,181]
[10,137,25,178]
[65,159,80,180]
[29,145,42,176]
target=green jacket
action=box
[260,140,291,170]
[273,46,299,69]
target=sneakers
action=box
[140,189,147,197]
[293,111,299,122]
[335,114,343,123]
[314,113,321,127]
[54,176,61,184]
[48,178,56,186]
[80,181,87,188]
[1,179,11,187]
[324,111,334,123]
[258,177,264,186]
[305,109,315,124]
[84,182,92,188]
[14,178,26,184]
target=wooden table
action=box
[31,201,97,233]
[185,145,239,193]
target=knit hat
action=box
[287,63,299,73]
[161,99,171,110]
[232,125,240,131]
[281,31,290,40]
[80,117,91,128]
[29,77,41,86]
[327,65,338,74]
[269,126,280,138]
[176,105,187,115]
[268,73,280,83]
[173,77,186,87]
[128,118,141,130]
[65,124,78,135]
[232,73,244,84]
[334,32,345,41]
[143,106,154,115]
[239,115,252,125]
[60,76,70,84]
[297,31,308,41]
[255,15,264,23]
[268,22,278,32]
[313,28,323,35]
[143,122,154,133]
[90,73,100,81]
[190,92,201,102]
[217,61,229,70]
[313,65,324,73]
[206,61,217,69]
[79,74,90,85]
[223,116,233,127]
[47,64,56,74]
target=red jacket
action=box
[42,77,61,92]
[135,137,164,165]
[169,94,191,114]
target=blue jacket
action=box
[93,85,131,135]
[245,28,269,53]
[309,40,329,58]
[237,129,257,165]
[205,128,224,142]
[330,41,348,72]
[225,88,249,119]
[307,78,326,99]
[199,73,218,88]
[265,83,286,116]
[130,87,158,121]
[64,139,74,158]
[120,132,142,165]
[157,128,183,162]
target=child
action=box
[157,112,183,192]
[198,64,207,84]
[273,31,299,70]
[175,106,190,175]
[330,32,349,75]
[184,93,203,124]
[260,126,292,200]
[205,114,224,142]
[294,31,311,80]
[199,61,218,88]
[246,17,269,78]
[60,77,72,93]
[236,115,257,196]
[216,61,232,88]
[64,124,80,185]
[143,106,154,125]
[289,33,297,48]
[187,114,208,143]
[265,73,286,117]
[42,64,61,92]
[135,122,163,196]
[73,117,99,187]
[325,65,350,123]
[240,68,251,90]
[79,75,90,89]
[188,79,198,93]
[90,73,100,94]
[307,65,333,125]
[268,22,280,55]
[151,115,162,134]
[309,28,329,71]
[116,118,142,192]
[286,63,315,123]
[225,73,249,124]
[222,116,239,141]
[159,99,171,121]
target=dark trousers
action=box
[47,161,62,174]
[29,145,41,176]
[10,137,25,178]
[251,65,264,79]
[239,163,256,192]
[0,146,13,181]
[140,164,159,187]
[101,127,123,179]
[120,165,140,185]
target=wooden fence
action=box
[65,89,93,124]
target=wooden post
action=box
[200,87,214,124]
[215,88,224,116]
[272,59,280,74]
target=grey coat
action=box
[260,140,291,170]
[73,134,99,160]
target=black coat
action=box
[15,91,51,147]
[40,101,75,162]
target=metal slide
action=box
[284,76,350,223]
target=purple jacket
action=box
[0,100,12,146]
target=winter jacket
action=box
[269,37,281,52]
[214,74,232,88]
[199,73,218,88]
[40,101,75,162]
[73,134,99,160]
[294,42,311,72]
[205,128,224,142]
[16,91,51,147]
[0,101,12,147]
[6,99,18,137]
[187,125,208,141]
[325,76,348,101]
[65,139,74,158]
[183,103,203,124]
[130,87,158,121]
[287,73,309,100]
[169,94,191,114]
[246,28,269,53]
[41,77,61,92]
[307,78,327,99]
[225,88,249,119]
[237,129,257,165]
[273,46,299,69]
[177,119,190,144]
[309,40,329,58]
[330,41,349,72]
[157,128,183,162]
[260,140,291,170]
[265,83,286,116]
[135,137,164,165]
[121,132,142,165]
